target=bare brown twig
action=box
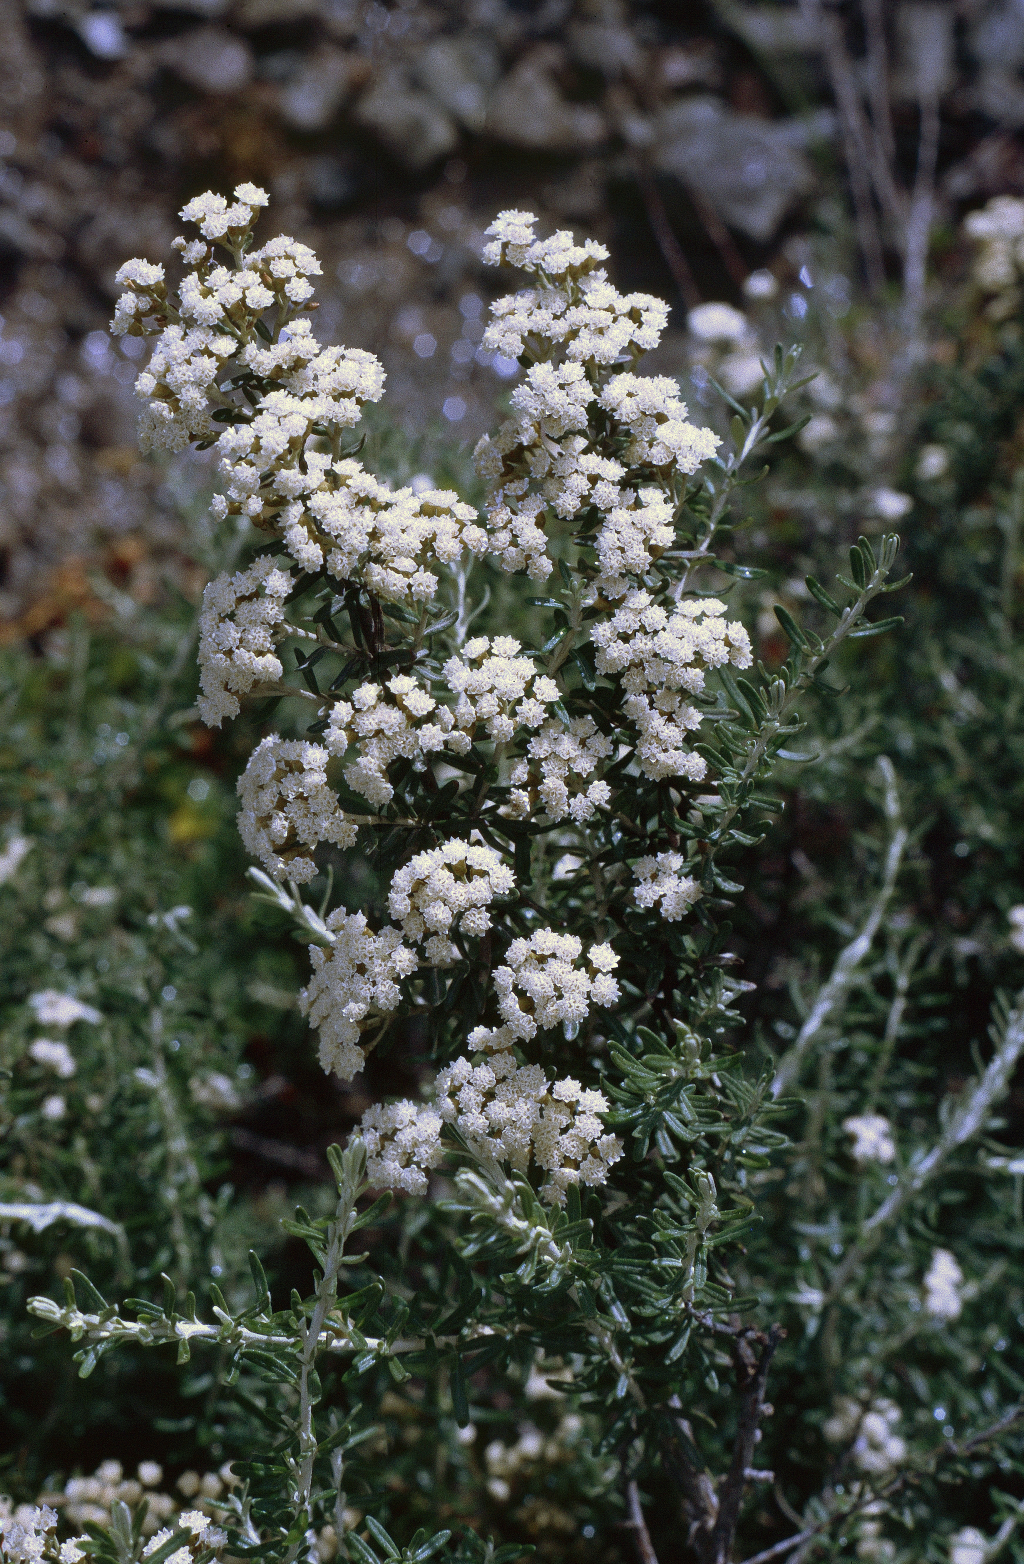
[660,1326,784,1564]
[625,1480,661,1564]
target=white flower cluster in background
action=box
[493,930,619,1041]
[481,1413,586,1503]
[823,1398,907,1474]
[949,1529,988,1564]
[923,1248,964,1321]
[0,834,32,887]
[687,301,766,400]
[196,555,294,727]
[27,1038,77,1078]
[633,852,702,921]
[474,209,719,590]
[504,715,613,824]
[592,591,752,782]
[388,839,516,962]
[300,910,417,1081]
[965,195,1024,312]
[28,991,101,1028]
[326,676,469,807]
[237,736,358,883]
[843,1113,896,1165]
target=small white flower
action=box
[843,1113,896,1165]
[29,991,101,1028]
[28,1038,76,1078]
[923,1248,964,1321]
[949,1527,988,1564]
[870,487,913,522]
[0,835,32,885]
[687,302,749,343]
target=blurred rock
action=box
[353,68,459,169]
[566,17,642,76]
[278,46,358,131]
[160,28,254,95]
[487,46,606,151]
[723,4,818,54]
[78,11,130,61]
[414,35,499,135]
[304,152,362,211]
[654,95,815,241]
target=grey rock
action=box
[487,46,606,151]
[160,27,253,94]
[719,2,819,54]
[278,46,356,130]
[353,68,459,169]
[78,11,130,61]
[414,35,500,134]
[654,95,815,241]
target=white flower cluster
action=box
[592,591,752,781]
[196,555,293,727]
[965,195,1024,305]
[493,929,620,1041]
[822,1398,907,1474]
[923,1248,964,1321]
[482,1412,586,1503]
[300,910,417,1081]
[0,1503,84,1564]
[28,992,101,1028]
[474,210,719,590]
[388,839,516,964]
[237,736,357,883]
[325,676,468,808]
[360,1100,445,1195]
[598,373,721,473]
[504,716,613,824]
[222,448,485,609]
[843,1113,896,1165]
[143,1511,227,1564]
[435,1044,623,1205]
[443,636,560,742]
[49,1460,180,1535]
[27,1038,76,1077]
[949,1529,988,1564]
[0,834,32,886]
[633,852,702,921]
[481,210,666,363]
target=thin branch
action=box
[801,0,885,293]
[901,91,940,350]
[710,1327,785,1564]
[773,758,907,1096]
[827,991,1024,1298]
[631,154,702,311]
[861,0,896,167]
[625,1480,661,1564]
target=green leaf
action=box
[69,1269,108,1312]
[848,615,904,639]
[346,1535,381,1564]
[363,1518,401,1560]
[248,1251,271,1309]
[773,606,807,648]
[804,575,842,614]
[717,561,769,579]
